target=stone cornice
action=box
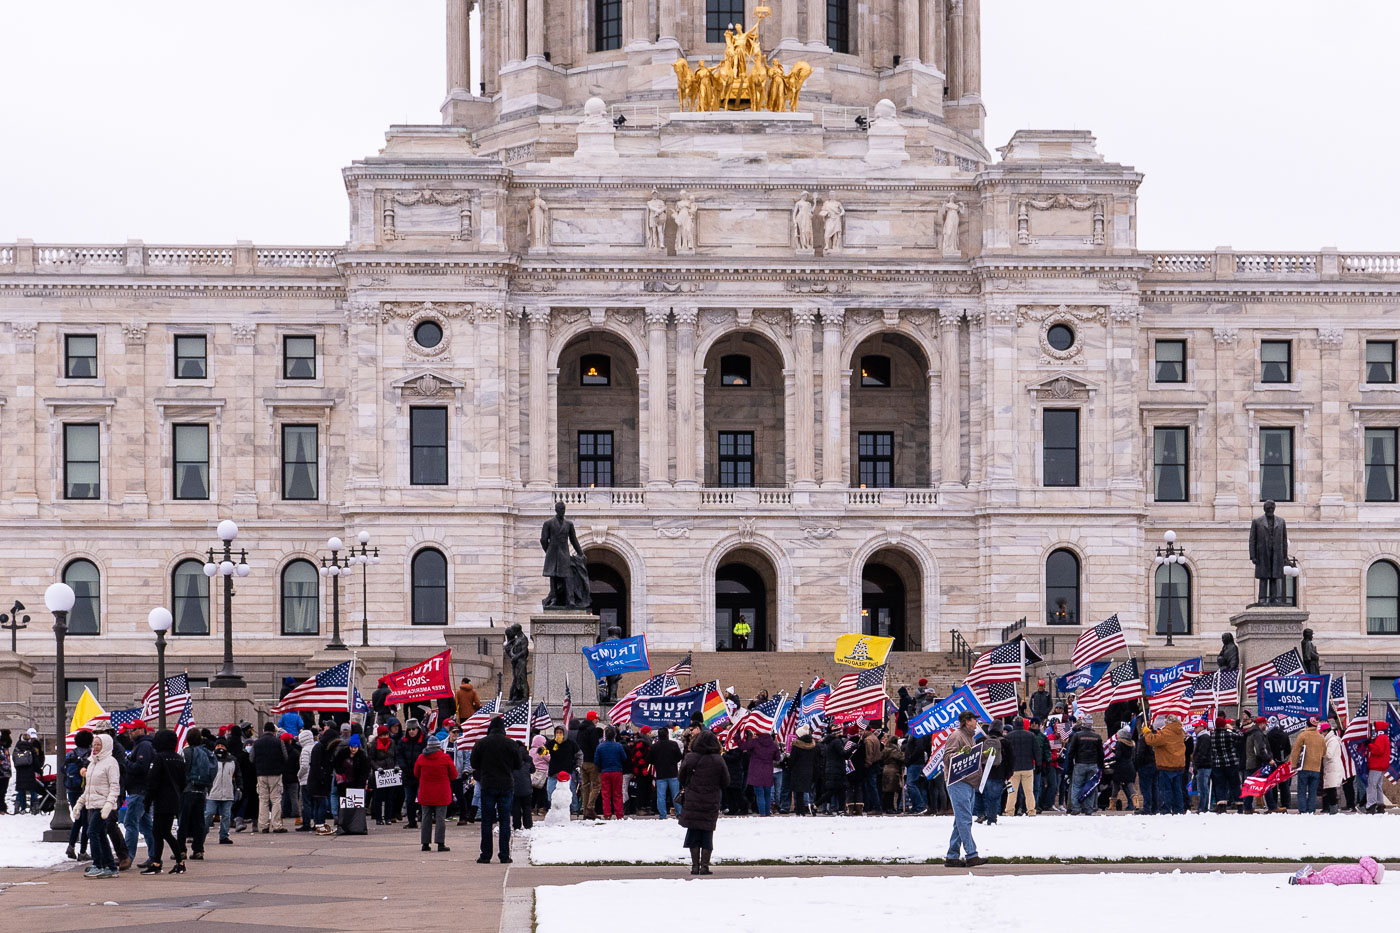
[0,283,342,299]
[1142,284,1400,301]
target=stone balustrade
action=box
[0,241,340,275]
[1147,248,1400,281]
[542,486,940,511]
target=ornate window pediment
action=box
[391,370,466,401]
[1027,372,1097,402]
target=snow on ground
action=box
[529,813,1400,864]
[0,814,74,868]
[535,871,1396,933]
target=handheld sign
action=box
[1258,674,1330,719]
[1144,658,1202,697]
[632,687,705,728]
[946,741,987,785]
[383,650,455,704]
[581,634,651,680]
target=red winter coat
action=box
[1367,731,1391,772]
[413,748,459,806]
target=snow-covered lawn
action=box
[535,871,1395,933]
[528,813,1400,864]
[0,814,73,868]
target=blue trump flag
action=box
[581,634,651,680]
[908,685,992,737]
[1144,658,1202,697]
[1057,661,1110,694]
[1387,702,1400,782]
[1258,674,1330,720]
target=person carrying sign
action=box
[943,710,988,869]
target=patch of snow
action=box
[528,813,1400,865]
[0,815,71,868]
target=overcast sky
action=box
[2,0,1395,249]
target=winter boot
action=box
[170,861,186,875]
[65,845,77,860]
[689,847,701,875]
[854,803,865,816]
[78,847,90,861]
[699,849,713,875]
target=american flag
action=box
[963,639,1025,687]
[776,690,801,744]
[1343,693,1372,744]
[502,700,532,743]
[1152,678,1196,719]
[663,653,693,682]
[1242,760,1294,797]
[610,673,680,725]
[826,665,889,723]
[141,674,190,722]
[110,707,144,732]
[1328,674,1349,726]
[1244,648,1303,699]
[1070,614,1127,669]
[726,695,784,749]
[531,701,554,734]
[272,661,354,713]
[173,697,194,752]
[972,682,1018,718]
[1077,658,1141,713]
[456,695,502,751]
[561,676,573,729]
[799,678,829,724]
[1188,669,1237,710]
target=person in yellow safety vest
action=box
[732,618,752,649]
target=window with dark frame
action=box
[64,423,100,500]
[720,354,751,386]
[1042,409,1079,487]
[827,0,850,53]
[172,424,210,500]
[282,424,319,500]
[174,334,207,379]
[1153,426,1189,502]
[280,559,319,635]
[1045,549,1079,626]
[411,548,449,625]
[1364,427,1398,502]
[717,431,754,487]
[859,355,891,388]
[283,335,317,380]
[857,432,893,487]
[595,0,622,50]
[1259,427,1294,501]
[410,407,449,485]
[63,559,100,636]
[580,354,611,386]
[1260,340,1292,383]
[65,334,98,379]
[1366,560,1399,635]
[171,558,210,636]
[65,679,99,703]
[706,0,745,43]
[578,431,614,487]
[1366,340,1396,384]
[1155,562,1192,636]
[1154,339,1186,383]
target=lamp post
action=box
[319,537,352,651]
[205,519,251,688]
[1152,530,1186,647]
[1284,548,1301,604]
[348,531,380,647]
[1,600,29,652]
[44,582,75,841]
[148,608,173,730]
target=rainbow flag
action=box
[701,680,730,729]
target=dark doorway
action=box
[715,562,769,651]
[861,563,907,650]
[588,562,628,641]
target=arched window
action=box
[412,548,448,625]
[1045,549,1080,626]
[1366,560,1399,634]
[172,558,210,636]
[63,559,100,636]
[281,560,319,636]
[1155,562,1191,636]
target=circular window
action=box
[1046,324,1075,352]
[414,321,443,349]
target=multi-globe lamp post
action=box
[319,532,379,651]
[43,581,75,840]
[349,532,379,647]
[204,519,251,688]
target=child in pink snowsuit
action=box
[1290,857,1386,885]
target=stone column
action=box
[11,325,38,514]
[939,309,962,487]
[674,309,698,486]
[926,0,945,72]
[526,0,545,61]
[625,0,650,48]
[779,0,799,43]
[1318,328,1344,518]
[118,324,149,514]
[526,306,551,487]
[482,0,499,94]
[347,300,382,491]
[983,304,1017,489]
[231,325,258,511]
[963,0,981,96]
[901,2,921,63]
[446,0,472,93]
[820,307,845,486]
[475,307,506,486]
[658,0,679,45]
[792,309,817,486]
[966,309,985,486]
[948,0,964,99]
[645,308,670,486]
[927,367,941,485]
[806,0,828,47]
[507,0,525,63]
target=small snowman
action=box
[543,771,575,826]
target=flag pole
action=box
[350,651,360,726]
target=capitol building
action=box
[3,0,1398,715]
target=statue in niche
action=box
[1248,499,1289,606]
[1217,633,1239,672]
[504,623,531,703]
[939,197,963,257]
[1300,628,1321,676]
[645,188,668,251]
[792,191,815,250]
[529,188,550,250]
[820,198,845,251]
[540,501,587,610]
[671,190,697,253]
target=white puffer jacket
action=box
[75,734,122,816]
[1321,731,1346,789]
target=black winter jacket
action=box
[1192,730,1213,769]
[678,731,727,832]
[647,737,684,780]
[124,735,155,794]
[1005,727,1037,771]
[1065,728,1104,767]
[576,721,602,764]
[251,734,287,777]
[470,731,523,794]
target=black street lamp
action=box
[348,531,379,648]
[148,608,173,730]
[43,581,75,841]
[204,519,251,688]
[319,537,352,651]
[1153,530,1186,647]
[1,600,30,652]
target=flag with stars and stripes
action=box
[826,665,889,724]
[963,639,1025,687]
[456,695,502,751]
[1188,669,1239,710]
[1152,677,1196,719]
[1070,614,1127,670]
[663,653,693,682]
[272,661,354,713]
[531,701,554,734]
[1342,694,1373,780]
[971,682,1019,718]
[610,673,679,726]
[173,697,194,752]
[1244,648,1303,699]
[110,707,144,732]
[799,678,829,724]
[1328,674,1350,726]
[725,694,785,749]
[561,676,573,729]
[776,689,803,745]
[502,700,533,743]
[141,674,190,722]
[1077,658,1142,714]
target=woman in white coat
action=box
[1319,722,1345,815]
[74,733,122,878]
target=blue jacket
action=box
[594,740,628,773]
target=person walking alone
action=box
[470,717,522,863]
[414,737,458,853]
[678,729,727,876]
[943,711,987,868]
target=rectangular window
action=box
[410,407,449,485]
[857,432,893,487]
[65,334,98,379]
[706,0,745,43]
[1259,427,1294,501]
[595,0,621,50]
[827,0,850,54]
[283,335,317,380]
[1366,340,1396,384]
[1042,409,1079,487]
[65,679,99,704]
[282,424,319,500]
[174,334,208,379]
[720,354,751,386]
[173,424,210,500]
[1154,339,1186,383]
[63,423,100,499]
[577,431,614,487]
[1260,340,1292,383]
[1364,427,1398,502]
[717,431,754,487]
[1369,676,1399,702]
[1153,426,1189,502]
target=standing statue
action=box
[939,197,963,257]
[529,189,550,250]
[645,188,668,251]
[792,191,815,250]
[595,624,625,705]
[820,197,845,251]
[1217,632,1239,671]
[504,624,530,703]
[540,501,587,609]
[671,190,697,253]
[1300,628,1321,676]
[1248,499,1289,606]
[693,60,716,112]
[765,59,788,111]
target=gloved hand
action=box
[101,804,114,819]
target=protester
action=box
[205,738,240,845]
[397,719,427,830]
[1065,719,1104,815]
[594,726,628,819]
[1110,727,1137,812]
[414,736,458,853]
[974,723,1008,825]
[1266,718,1292,812]
[1143,714,1187,814]
[369,725,397,825]
[180,731,216,858]
[334,734,371,835]
[786,727,818,816]
[543,726,579,817]
[120,721,156,862]
[1192,724,1214,813]
[1289,718,1326,814]
[75,733,122,879]
[529,735,550,815]
[739,730,779,817]
[455,677,482,720]
[11,729,43,814]
[142,729,188,875]
[1365,723,1391,813]
[279,731,301,825]
[511,737,537,829]
[818,728,849,814]
[1030,681,1052,721]
[470,716,522,863]
[943,711,987,868]
[251,723,288,833]
[1242,717,1271,814]
[678,728,726,876]
[308,728,338,835]
[1005,718,1038,816]
[648,727,685,818]
[295,728,315,829]
[1319,722,1344,815]
[577,711,603,820]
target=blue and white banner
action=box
[1057,661,1110,694]
[581,634,650,680]
[631,687,705,729]
[1144,658,1202,697]
[1258,674,1330,720]
[908,685,992,737]
[946,742,987,785]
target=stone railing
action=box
[1146,248,1400,282]
[541,486,941,511]
[0,241,342,276]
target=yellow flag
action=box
[834,634,894,669]
[69,687,106,734]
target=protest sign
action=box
[908,685,992,737]
[1144,658,1202,697]
[1258,674,1330,719]
[632,687,705,728]
[946,742,987,785]
[581,634,651,680]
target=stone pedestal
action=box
[196,685,263,730]
[529,610,600,721]
[440,90,494,128]
[0,650,36,731]
[1229,605,1309,692]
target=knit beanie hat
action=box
[425,738,442,753]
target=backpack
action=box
[187,746,218,789]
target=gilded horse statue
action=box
[672,58,698,111]
[671,15,811,113]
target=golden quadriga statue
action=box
[673,10,812,114]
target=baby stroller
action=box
[32,764,59,814]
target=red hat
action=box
[1254,716,1267,726]
[1214,716,1227,728]
[1225,718,1235,725]
[556,771,571,782]
[377,725,389,736]
[639,726,652,734]
[918,678,928,687]
[124,718,149,733]
[1319,722,1331,732]
[1037,679,1046,686]
[280,732,294,742]
[443,718,456,727]
[586,711,598,721]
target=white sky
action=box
[1,0,1396,249]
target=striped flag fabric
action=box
[110,707,144,732]
[1188,670,1238,710]
[141,674,190,722]
[799,678,830,724]
[610,673,679,725]
[701,682,730,730]
[1153,678,1197,719]
[1070,614,1127,669]
[456,695,502,751]
[663,653,693,682]
[1343,694,1372,744]
[531,701,554,734]
[502,700,532,743]
[1244,648,1303,699]
[272,661,354,713]
[561,676,573,730]
[1077,658,1142,713]
[826,664,889,724]
[776,689,802,744]
[725,696,784,749]
[1328,674,1350,726]
[173,697,194,752]
[971,682,1019,718]
[424,708,440,735]
[963,639,1025,687]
